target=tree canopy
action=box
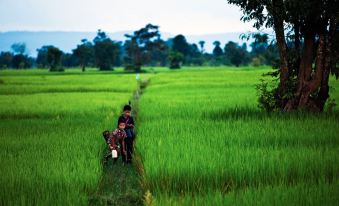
[47,46,63,72]
[124,24,165,72]
[73,39,94,72]
[228,0,339,112]
[93,30,121,71]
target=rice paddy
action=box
[0,69,140,205]
[136,67,339,205]
[0,67,338,205]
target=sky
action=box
[0,0,255,35]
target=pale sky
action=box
[0,0,255,35]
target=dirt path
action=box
[89,161,143,206]
[89,79,149,206]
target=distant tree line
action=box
[0,43,34,69]
[0,24,284,72]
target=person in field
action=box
[109,120,127,163]
[118,104,135,163]
[102,130,112,162]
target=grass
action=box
[136,67,339,205]
[90,162,143,206]
[1,66,338,205]
[0,68,145,205]
[153,181,339,205]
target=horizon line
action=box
[0,29,258,37]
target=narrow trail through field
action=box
[89,79,149,206]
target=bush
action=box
[251,56,265,67]
[169,52,183,69]
[256,79,280,112]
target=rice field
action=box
[1,67,338,205]
[0,69,141,205]
[136,67,339,205]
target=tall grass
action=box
[1,67,338,205]
[0,69,142,205]
[137,67,339,205]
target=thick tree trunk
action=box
[271,0,289,103]
[284,33,315,111]
[314,17,336,111]
[284,16,336,112]
[315,46,330,112]
[284,34,330,112]
[298,35,325,110]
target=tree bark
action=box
[315,17,337,111]
[271,0,289,103]
[283,34,314,111]
[297,34,325,109]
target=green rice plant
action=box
[0,69,143,205]
[136,67,339,205]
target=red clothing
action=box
[108,128,127,149]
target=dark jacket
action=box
[118,115,135,138]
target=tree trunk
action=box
[271,0,289,101]
[284,33,330,112]
[283,36,313,112]
[298,35,325,110]
[284,14,337,112]
[314,17,337,111]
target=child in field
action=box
[118,104,135,163]
[109,121,127,163]
[102,130,112,162]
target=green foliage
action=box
[168,51,184,69]
[247,33,279,66]
[124,24,164,72]
[0,52,13,69]
[1,30,283,70]
[256,66,299,112]
[212,41,223,57]
[0,69,140,205]
[256,79,280,112]
[251,56,265,67]
[47,46,64,72]
[73,39,94,72]
[171,35,191,58]
[170,35,205,67]
[93,30,121,71]
[228,0,339,112]
[250,33,268,56]
[0,46,32,69]
[1,67,338,205]
[36,46,51,68]
[154,182,339,206]
[90,162,143,205]
[224,41,249,67]
[11,54,33,69]
[61,53,78,68]
[137,67,339,205]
